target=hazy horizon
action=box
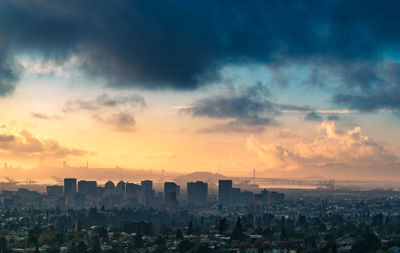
[1,1,400,182]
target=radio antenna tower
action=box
[253,168,256,184]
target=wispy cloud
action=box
[93,112,136,132]
[19,56,81,77]
[172,105,198,110]
[282,109,359,114]
[64,93,146,113]
[30,112,62,120]
[305,112,323,122]
[64,93,146,132]
[139,151,178,159]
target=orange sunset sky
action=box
[0,1,400,181]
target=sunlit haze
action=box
[1,1,400,184]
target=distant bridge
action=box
[231,177,335,189]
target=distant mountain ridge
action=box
[173,171,228,184]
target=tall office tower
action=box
[126,183,141,200]
[78,180,87,195]
[141,180,153,192]
[218,180,232,206]
[105,180,115,191]
[260,189,269,202]
[187,181,208,206]
[269,191,285,204]
[164,182,179,207]
[176,185,181,200]
[46,185,63,196]
[116,180,126,195]
[74,193,85,209]
[231,187,241,205]
[141,180,155,205]
[78,180,98,197]
[64,178,77,197]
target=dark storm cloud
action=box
[0,51,20,96]
[182,83,279,132]
[327,114,340,121]
[333,60,400,112]
[183,82,352,132]
[188,84,275,119]
[305,112,323,122]
[334,86,400,112]
[0,0,400,99]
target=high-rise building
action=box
[269,191,285,204]
[105,180,115,191]
[231,187,241,205]
[64,178,77,197]
[141,180,153,192]
[116,180,126,193]
[141,180,155,205]
[260,189,269,202]
[46,185,63,196]
[126,183,141,200]
[218,180,232,206]
[56,196,66,209]
[78,180,97,197]
[187,181,208,206]
[74,193,85,209]
[235,191,254,206]
[164,182,179,207]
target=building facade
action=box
[187,181,208,206]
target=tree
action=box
[154,243,168,253]
[134,231,144,248]
[91,237,101,253]
[351,227,381,253]
[197,243,210,253]
[186,221,193,235]
[0,236,8,253]
[218,218,227,234]
[77,218,82,231]
[231,217,245,241]
[280,226,288,239]
[28,230,38,247]
[76,241,88,252]
[39,232,54,246]
[178,240,194,253]
[176,229,183,240]
[99,226,108,241]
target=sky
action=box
[0,0,400,181]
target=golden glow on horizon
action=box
[0,76,399,181]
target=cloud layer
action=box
[0,0,399,115]
[64,93,146,113]
[30,112,62,120]
[93,112,136,132]
[182,83,279,132]
[0,127,88,160]
[64,93,145,132]
[247,121,398,171]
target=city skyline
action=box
[0,1,400,181]
[2,2,400,252]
